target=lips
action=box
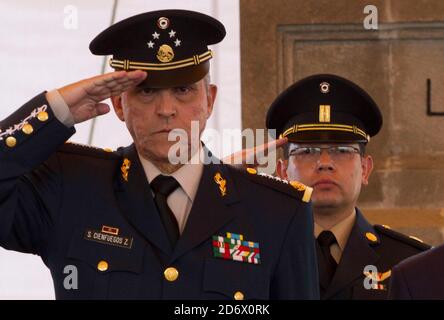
[313,179,337,188]
[152,128,172,134]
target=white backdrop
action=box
[0,0,241,299]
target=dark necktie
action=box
[150,175,180,247]
[317,230,338,289]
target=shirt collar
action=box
[138,147,204,203]
[314,208,357,251]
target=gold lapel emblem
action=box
[121,158,131,182]
[214,172,227,197]
[378,270,392,282]
[363,269,391,290]
[319,105,331,123]
[364,269,392,282]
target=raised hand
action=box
[222,137,288,168]
[57,70,147,124]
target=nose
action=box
[156,91,177,119]
[316,149,335,172]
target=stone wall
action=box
[240,0,444,245]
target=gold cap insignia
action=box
[320,82,330,93]
[319,105,331,123]
[214,172,227,197]
[157,44,174,62]
[157,17,170,29]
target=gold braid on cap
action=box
[110,50,213,71]
[280,123,369,141]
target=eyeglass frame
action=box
[287,144,365,163]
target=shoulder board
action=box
[237,167,312,203]
[57,141,120,159]
[374,224,431,251]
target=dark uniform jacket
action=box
[388,244,444,299]
[320,209,430,300]
[0,93,319,300]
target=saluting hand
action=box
[57,70,147,124]
[222,137,288,168]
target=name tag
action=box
[84,226,133,249]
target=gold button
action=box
[382,225,391,229]
[246,168,257,175]
[234,291,244,300]
[164,267,179,282]
[97,260,108,272]
[22,123,34,135]
[5,136,17,148]
[366,232,378,243]
[103,148,113,152]
[37,111,49,122]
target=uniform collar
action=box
[314,208,356,251]
[321,208,380,299]
[138,146,204,203]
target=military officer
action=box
[0,10,318,299]
[389,244,444,299]
[265,74,430,299]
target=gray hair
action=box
[203,73,211,94]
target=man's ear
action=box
[206,84,217,118]
[277,158,289,180]
[111,95,125,122]
[361,155,374,186]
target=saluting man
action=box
[266,74,430,299]
[0,10,318,299]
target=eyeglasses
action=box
[288,146,361,163]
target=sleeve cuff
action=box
[46,89,75,128]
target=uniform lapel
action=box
[171,154,241,262]
[114,144,172,255]
[323,209,379,299]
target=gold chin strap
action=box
[280,123,369,142]
[109,50,213,71]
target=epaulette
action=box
[57,141,120,159]
[374,224,431,251]
[238,167,312,203]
